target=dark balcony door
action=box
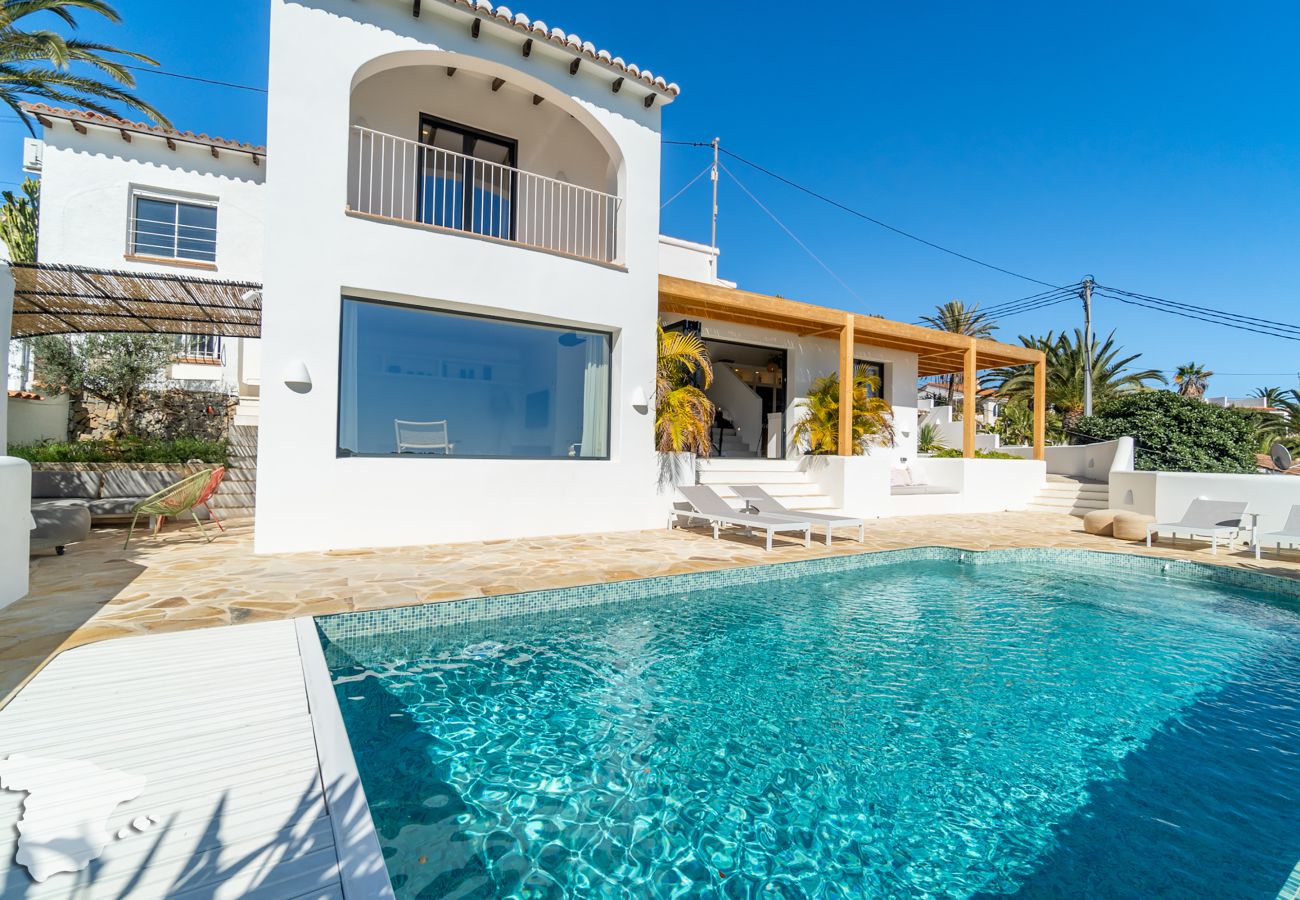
[417,114,518,241]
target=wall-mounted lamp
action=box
[282,359,312,394]
[630,384,649,413]
[1122,489,1134,506]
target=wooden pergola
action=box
[659,275,1047,459]
[9,262,262,339]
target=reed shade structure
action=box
[9,262,262,338]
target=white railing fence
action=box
[348,126,621,264]
[175,334,224,363]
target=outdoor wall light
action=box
[1123,489,1134,506]
[630,385,649,413]
[282,359,312,393]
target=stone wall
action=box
[68,389,237,441]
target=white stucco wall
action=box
[1110,470,1300,535]
[0,264,30,608]
[1003,437,1134,479]
[33,121,266,395]
[673,316,921,465]
[658,235,726,285]
[6,394,68,445]
[256,0,669,552]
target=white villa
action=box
[2,0,1050,563]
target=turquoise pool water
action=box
[321,555,1300,898]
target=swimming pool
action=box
[318,550,1300,898]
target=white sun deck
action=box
[0,619,391,899]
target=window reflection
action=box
[338,298,611,459]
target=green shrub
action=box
[7,437,229,465]
[1074,391,1256,473]
[929,447,1025,460]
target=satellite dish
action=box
[1270,442,1293,473]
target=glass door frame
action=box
[416,113,520,241]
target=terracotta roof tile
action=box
[7,389,43,400]
[439,0,680,96]
[22,103,265,155]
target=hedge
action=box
[7,437,230,465]
[1074,391,1256,473]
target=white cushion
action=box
[907,462,930,486]
[890,466,911,487]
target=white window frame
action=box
[127,186,219,265]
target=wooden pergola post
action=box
[962,340,977,458]
[1032,354,1047,460]
[838,313,855,456]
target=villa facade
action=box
[6,0,1048,555]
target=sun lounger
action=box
[1253,505,1300,559]
[1145,498,1248,554]
[730,485,866,545]
[675,485,811,551]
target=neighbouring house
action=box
[3,0,1049,555]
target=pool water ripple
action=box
[323,557,1300,898]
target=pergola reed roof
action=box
[10,262,262,339]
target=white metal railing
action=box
[175,334,224,364]
[348,125,621,264]
[129,214,217,263]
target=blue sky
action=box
[6,0,1299,397]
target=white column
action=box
[0,261,32,607]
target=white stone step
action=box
[699,469,812,485]
[697,458,805,472]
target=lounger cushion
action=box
[30,499,91,551]
[99,470,178,499]
[30,471,100,499]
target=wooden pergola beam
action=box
[839,313,854,455]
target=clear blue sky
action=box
[7,0,1299,397]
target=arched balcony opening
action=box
[346,51,625,265]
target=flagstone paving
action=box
[4,511,1299,706]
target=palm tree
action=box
[654,325,714,454]
[989,330,1166,434]
[919,300,996,406]
[791,366,894,454]
[1251,386,1292,409]
[0,0,168,131]
[1173,362,1213,398]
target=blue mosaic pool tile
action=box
[314,547,1300,642]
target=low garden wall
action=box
[1110,470,1300,534]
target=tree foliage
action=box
[791,366,894,455]
[30,332,176,436]
[1075,391,1258,473]
[920,300,996,407]
[0,175,38,261]
[1173,361,1213,398]
[989,329,1166,432]
[0,0,168,131]
[654,326,714,454]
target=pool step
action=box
[1026,477,1110,517]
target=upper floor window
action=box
[130,190,217,263]
[417,115,517,241]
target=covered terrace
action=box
[658,274,1047,459]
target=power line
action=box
[720,161,868,308]
[1092,288,1300,342]
[661,162,712,210]
[717,146,1066,289]
[1095,283,1300,336]
[979,284,1081,315]
[120,63,267,94]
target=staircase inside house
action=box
[1027,474,1109,517]
[696,458,835,510]
[210,423,258,521]
[711,424,759,458]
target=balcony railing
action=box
[348,125,621,264]
[175,334,224,364]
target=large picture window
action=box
[338,298,611,460]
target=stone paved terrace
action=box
[5,511,1300,706]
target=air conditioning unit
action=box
[21,137,42,173]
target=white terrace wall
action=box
[675,317,922,465]
[256,0,668,552]
[1110,470,1300,535]
[809,456,1046,518]
[1003,437,1134,480]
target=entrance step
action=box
[1027,476,1109,517]
[695,458,836,511]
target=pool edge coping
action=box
[294,616,396,900]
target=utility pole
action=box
[1081,276,1095,418]
[709,136,720,281]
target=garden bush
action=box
[7,437,229,465]
[930,448,1025,460]
[1074,391,1256,473]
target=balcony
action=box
[346,125,622,265]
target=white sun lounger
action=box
[1145,498,1248,554]
[1253,505,1300,560]
[675,485,812,551]
[730,484,866,545]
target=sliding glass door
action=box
[417,115,517,241]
